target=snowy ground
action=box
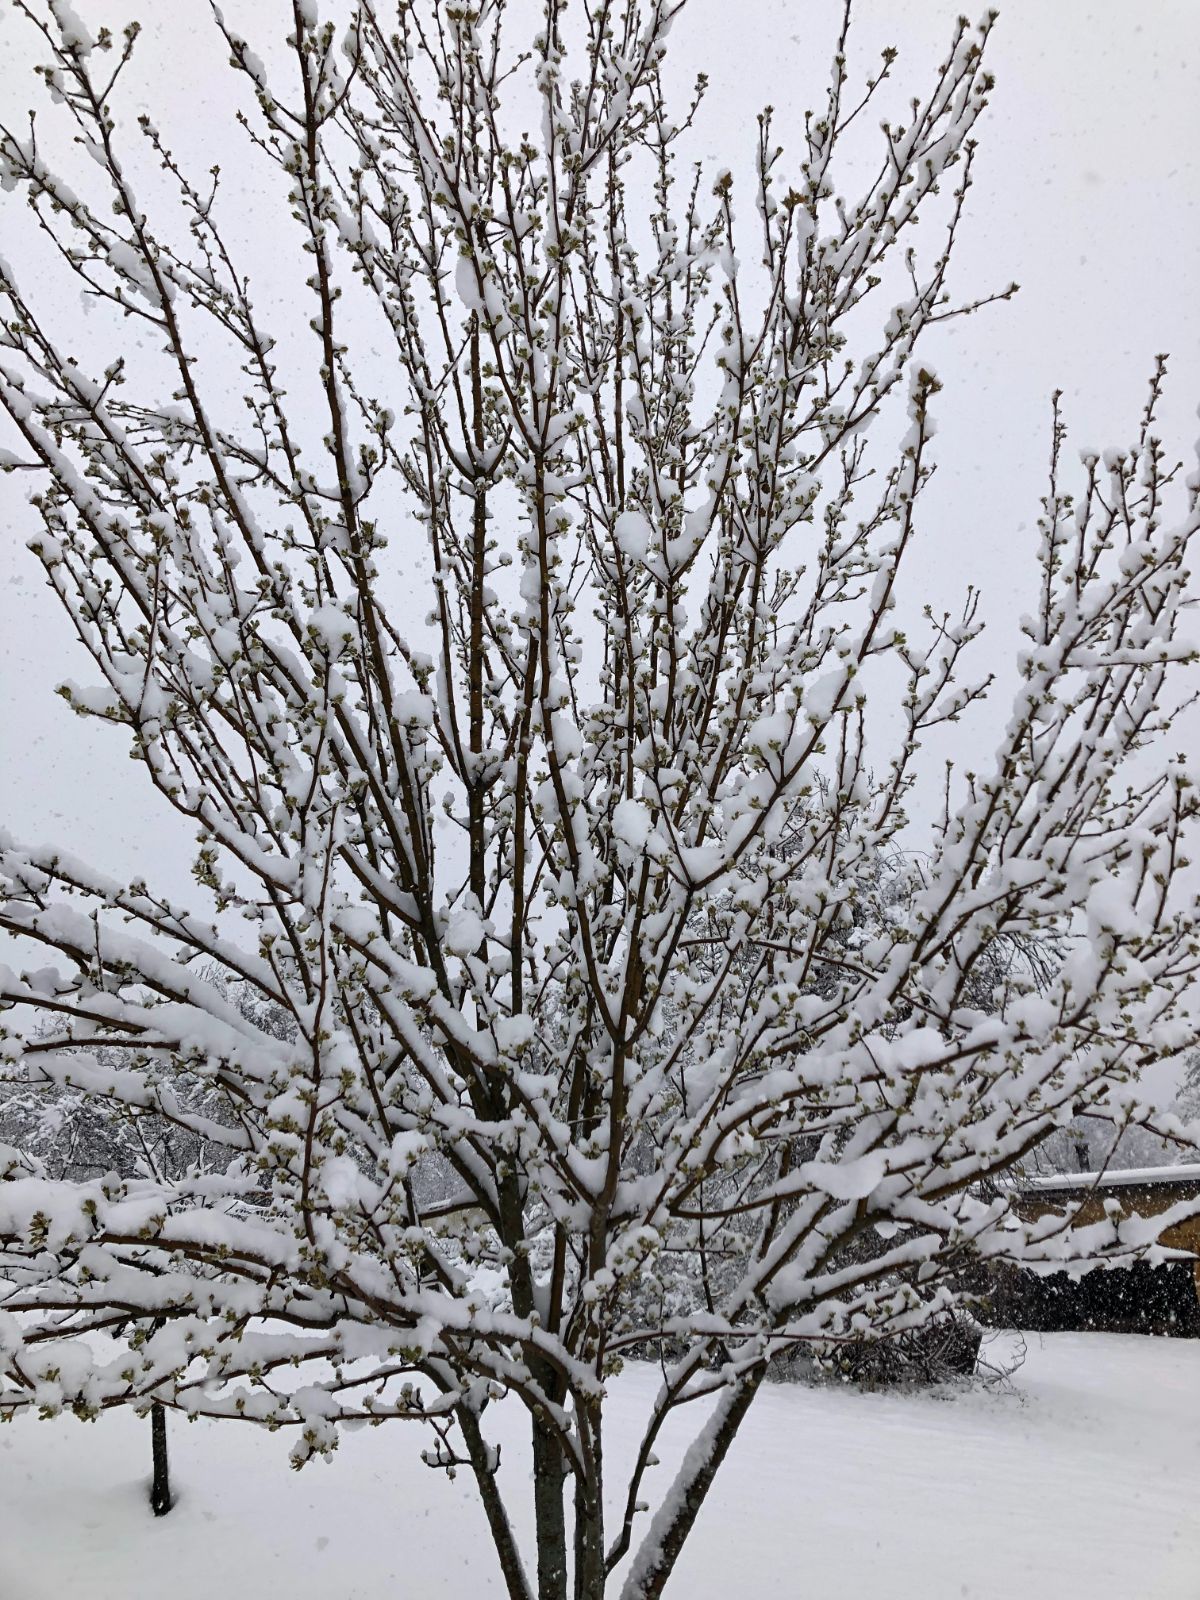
[2,1331,1197,1600]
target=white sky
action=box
[1,1,1198,967]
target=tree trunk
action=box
[532,1411,569,1600]
[149,1402,172,1517]
[573,1397,605,1600]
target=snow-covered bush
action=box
[1,4,1197,1597]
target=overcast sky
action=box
[1,1,1198,1066]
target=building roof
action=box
[1017,1163,1200,1194]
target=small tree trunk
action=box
[620,1376,761,1600]
[455,1403,533,1600]
[149,1402,172,1517]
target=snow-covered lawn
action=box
[3,1332,1197,1600]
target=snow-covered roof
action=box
[1018,1163,1200,1194]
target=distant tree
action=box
[1178,1053,1200,1124]
[0,980,252,1519]
[0,1034,229,1186]
[1,5,1198,1598]
[1018,1045,1200,1180]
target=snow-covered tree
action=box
[0,1006,241,1187]
[1,4,1198,1596]
[1179,1053,1200,1123]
